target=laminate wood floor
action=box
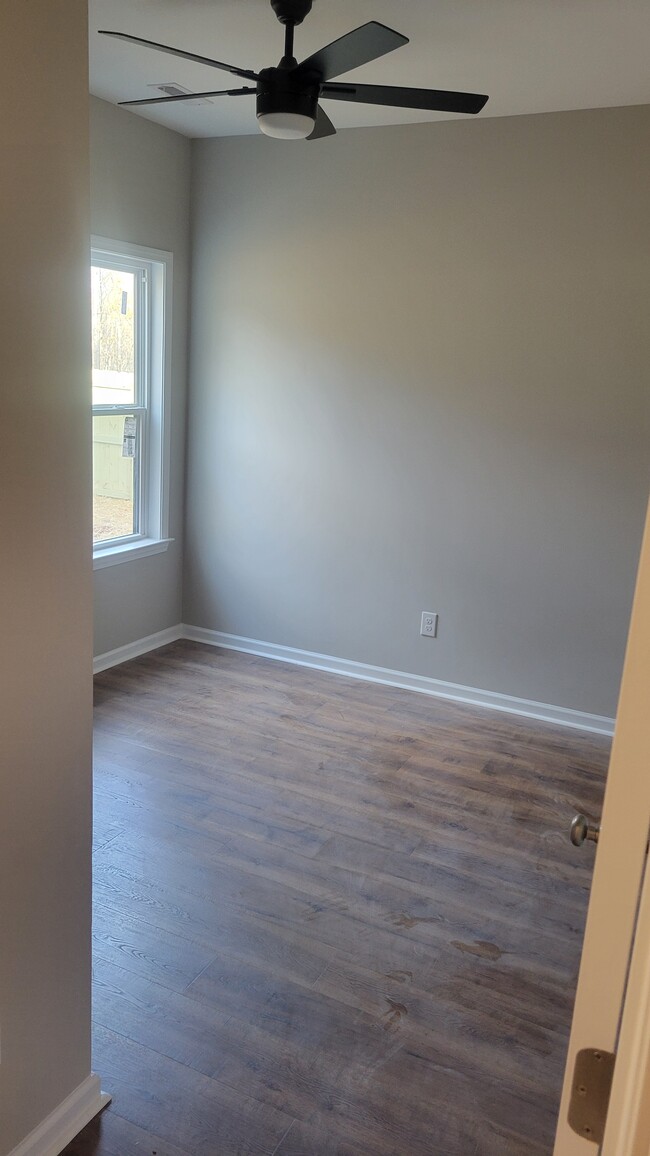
[63,641,610,1156]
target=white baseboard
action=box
[182,624,615,737]
[9,1074,111,1156]
[93,625,184,674]
[94,621,615,736]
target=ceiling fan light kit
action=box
[256,61,318,138]
[257,111,315,139]
[99,0,488,141]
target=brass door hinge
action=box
[568,1048,616,1145]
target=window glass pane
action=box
[91,266,136,405]
[93,414,137,543]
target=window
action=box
[91,238,172,568]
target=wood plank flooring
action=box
[63,640,610,1156]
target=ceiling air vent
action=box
[148,83,213,105]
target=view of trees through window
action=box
[92,268,135,377]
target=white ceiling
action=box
[89,0,650,139]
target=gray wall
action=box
[185,105,650,719]
[0,2,93,1150]
[90,97,190,657]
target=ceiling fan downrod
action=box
[271,0,312,63]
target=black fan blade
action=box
[98,31,259,82]
[119,87,255,107]
[307,105,336,140]
[321,82,488,115]
[295,21,407,83]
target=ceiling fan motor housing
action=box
[256,66,319,123]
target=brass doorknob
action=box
[571,814,600,847]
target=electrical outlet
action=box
[420,611,438,638]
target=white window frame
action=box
[91,237,173,569]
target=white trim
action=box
[93,625,183,673]
[8,1074,110,1156]
[91,236,170,266]
[93,536,173,570]
[181,625,615,737]
[602,852,650,1155]
[93,622,614,734]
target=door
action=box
[554,497,650,1154]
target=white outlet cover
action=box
[420,611,438,638]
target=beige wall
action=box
[90,97,191,657]
[0,3,93,1151]
[185,105,650,719]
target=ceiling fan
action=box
[99,0,488,141]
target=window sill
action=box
[93,537,173,570]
